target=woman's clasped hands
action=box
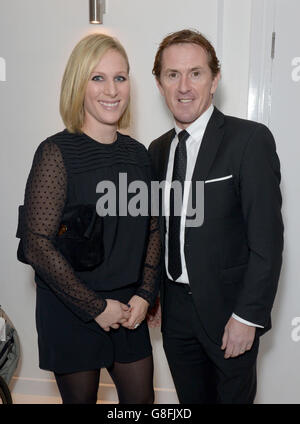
[94,295,149,332]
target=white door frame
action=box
[247,0,277,125]
[216,0,224,63]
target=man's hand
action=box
[147,297,161,328]
[221,316,256,359]
[121,295,149,330]
[94,299,131,332]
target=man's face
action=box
[157,43,220,129]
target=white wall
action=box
[1,0,254,403]
[247,0,300,404]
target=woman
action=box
[20,33,161,404]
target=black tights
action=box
[54,355,154,404]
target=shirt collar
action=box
[174,104,214,141]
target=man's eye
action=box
[191,71,201,78]
[168,72,178,79]
[91,75,104,81]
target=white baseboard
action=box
[10,376,177,404]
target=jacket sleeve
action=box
[135,216,161,308]
[233,124,284,326]
[21,140,107,322]
[134,142,162,308]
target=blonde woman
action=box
[20,33,160,404]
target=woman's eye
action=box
[115,76,127,82]
[91,75,104,81]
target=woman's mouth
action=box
[99,100,120,109]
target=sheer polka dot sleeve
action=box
[22,140,107,322]
[135,216,161,308]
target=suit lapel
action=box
[185,108,225,236]
[157,129,175,241]
[156,109,225,240]
[157,110,225,183]
[159,129,175,180]
[191,107,225,181]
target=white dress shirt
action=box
[164,104,263,328]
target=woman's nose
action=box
[103,79,118,97]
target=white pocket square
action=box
[205,175,233,184]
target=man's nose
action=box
[178,74,191,93]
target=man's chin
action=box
[174,115,197,129]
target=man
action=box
[149,29,283,404]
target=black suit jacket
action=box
[148,107,284,344]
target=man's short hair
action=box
[152,29,221,80]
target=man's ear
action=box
[155,77,165,97]
[211,71,221,95]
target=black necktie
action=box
[168,130,189,281]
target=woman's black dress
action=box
[20,130,161,373]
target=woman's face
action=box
[83,49,130,133]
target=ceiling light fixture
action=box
[89,0,106,24]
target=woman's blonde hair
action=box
[60,33,130,133]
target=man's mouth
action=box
[178,99,193,103]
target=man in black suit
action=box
[149,29,283,404]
